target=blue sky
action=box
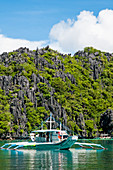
[1,0,113,54]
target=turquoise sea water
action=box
[0,140,113,170]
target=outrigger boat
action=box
[1,114,105,150]
[1,113,78,150]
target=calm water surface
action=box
[0,140,113,170]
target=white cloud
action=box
[49,9,113,54]
[1,9,113,55]
[0,34,47,54]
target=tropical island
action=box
[0,46,113,139]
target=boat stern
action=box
[59,135,78,150]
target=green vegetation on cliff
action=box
[0,46,113,138]
[0,88,12,136]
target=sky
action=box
[1,0,113,54]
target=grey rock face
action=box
[100,109,113,134]
[0,46,68,138]
[76,113,86,137]
[0,76,12,95]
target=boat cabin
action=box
[30,129,69,143]
[30,113,70,143]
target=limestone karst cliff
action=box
[0,46,113,139]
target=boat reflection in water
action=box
[0,148,103,170]
[14,149,74,169]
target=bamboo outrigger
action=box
[74,142,105,149]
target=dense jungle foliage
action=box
[0,46,113,138]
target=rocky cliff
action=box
[0,46,113,139]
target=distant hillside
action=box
[0,46,113,139]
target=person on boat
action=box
[46,132,49,142]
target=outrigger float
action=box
[1,114,105,150]
[74,142,105,149]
